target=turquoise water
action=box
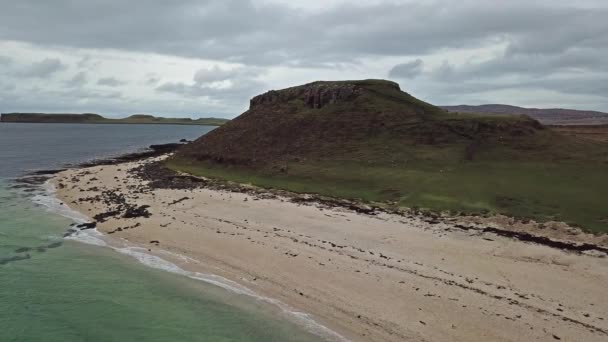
[0,124,326,342]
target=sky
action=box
[0,0,607,118]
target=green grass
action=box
[167,157,608,234]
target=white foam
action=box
[117,246,186,274]
[32,180,107,246]
[116,246,349,342]
[65,228,108,247]
[157,249,200,264]
[33,181,90,224]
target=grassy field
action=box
[168,154,608,234]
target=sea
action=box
[0,123,334,342]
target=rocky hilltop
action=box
[176,79,545,166]
[249,80,398,109]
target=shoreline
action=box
[37,169,350,342]
[50,154,608,342]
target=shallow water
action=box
[0,123,325,341]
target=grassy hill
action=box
[0,113,229,126]
[441,104,608,125]
[169,80,608,233]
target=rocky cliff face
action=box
[250,80,401,109]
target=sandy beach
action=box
[53,157,608,342]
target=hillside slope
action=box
[441,104,608,125]
[178,80,550,166]
[171,80,608,233]
[0,113,229,126]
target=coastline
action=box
[50,154,608,342]
[35,156,350,342]
[36,180,345,341]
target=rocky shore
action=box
[51,154,608,342]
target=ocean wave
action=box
[32,181,90,224]
[116,246,349,342]
[32,180,107,247]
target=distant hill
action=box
[169,79,608,233]
[0,113,229,126]
[440,104,608,125]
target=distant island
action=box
[0,113,229,126]
[440,104,608,125]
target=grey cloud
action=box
[505,16,608,56]
[439,48,608,82]
[19,58,66,78]
[1,1,606,66]
[76,55,101,69]
[97,77,126,87]
[158,65,265,100]
[518,76,608,98]
[194,66,240,84]
[156,82,207,98]
[65,71,88,87]
[1,83,16,91]
[389,59,423,79]
[1,1,608,114]
[144,74,161,86]
[431,61,456,81]
[418,70,608,105]
[0,86,125,113]
[157,66,265,109]
[158,78,264,102]
[0,55,12,65]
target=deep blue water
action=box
[0,123,209,177]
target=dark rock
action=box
[168,197,190,206]
[63,228,78,237]
[29,169,66,175]
[76,222,97,230]
[123,205,151,219]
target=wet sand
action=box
[54,157,608,342]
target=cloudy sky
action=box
[1,0,607,118]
